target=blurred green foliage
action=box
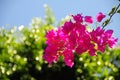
[0,5,120,80]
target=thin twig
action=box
[102,3,120,29]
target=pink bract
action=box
[84,16,93,24]
[72,14,83,22]
[96,12,106,22]
[90,27,118,52]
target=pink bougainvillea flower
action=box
[104,30,118,48]
[76,31,91,54]
[46,29,67,47]
[84,16,93,24]
[43,45,58,66]
[43,13,118,68]
[44,29,67,66]
[108,38,118,48]
[90,27,107,53]
[62,21,74,34]
[63,49,74,67]
[90,27,118,53]
[96,12,106,22]
[88,47,97,56]
[72,14,83,22]
[68,30,78,49]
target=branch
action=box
[102,4,120,29]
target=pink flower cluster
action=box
[43,12,118,67]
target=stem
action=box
[102,3,120,29]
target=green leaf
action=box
[117,9,120,13]
[108,6,116,16]
[102,19,110,27]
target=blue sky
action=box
[0,0,120,42]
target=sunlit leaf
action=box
[108,6,116,16]
[117,9,120,13]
